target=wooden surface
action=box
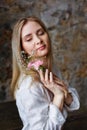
[63,110,87,130]
[0,101,87,130]
[0,101,22,130]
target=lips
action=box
[37,45,46,51]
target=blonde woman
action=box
[11,16,80,130]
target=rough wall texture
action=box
[0,0,87,111]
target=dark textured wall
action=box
[0,0,87,111]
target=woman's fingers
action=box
[53,75,68,89]
[53,75,68,98]
[45,69,48,81]
[39,69,53,87]
[50,72,53,83]
[39,69,44,82]
[53,75,64,86]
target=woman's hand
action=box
[39,69,73,109]
[53,73,73,106]
[39,69,69,111]
[39,69,68,98]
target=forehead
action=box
[21,21,43,37]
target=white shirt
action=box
[15,74,80,130]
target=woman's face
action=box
[21,21,50,58]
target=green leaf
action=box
[39,65,46,72]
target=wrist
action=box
[53,95,64,111]
[64,92,73,106]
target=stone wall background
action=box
[0,0,87,111]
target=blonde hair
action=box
[11,16,53,96]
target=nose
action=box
[34,35,41,45]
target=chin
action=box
[38,50,49,57]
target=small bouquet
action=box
[21,49,46,72]
[27,59,46,72]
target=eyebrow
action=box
[24,34,31,38]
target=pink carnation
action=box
[27,60,43,70]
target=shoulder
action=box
[15,74,45,98]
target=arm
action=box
[52,74,80,111]
[39,69,80,112]
[39,69,67,111]
[64,92,73,106]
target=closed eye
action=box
[25,35,32,42]
[26,38,32,41]
[37,29,45,36]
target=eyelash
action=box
[38,31,44,35]
[26,38,32,42]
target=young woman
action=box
[11,16,80,130]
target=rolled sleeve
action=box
[65,88,80,111]
[49,103,66,125]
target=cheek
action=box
[22,42,33,55]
